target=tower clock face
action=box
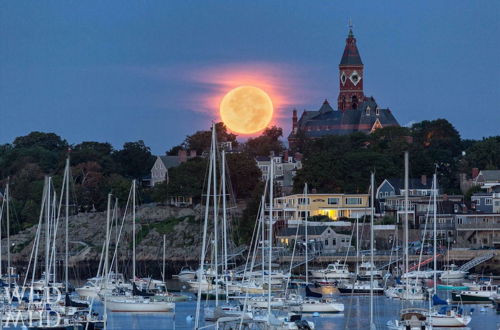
[341,72,347,85]
[349,71,361,86]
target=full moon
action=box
[219,86,273,134]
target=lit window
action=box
[346,197,362,205]
[328,198,339,205]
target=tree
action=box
[463,136,500,171]
[112,140,155,178]
[185,122,237,154]
[226,153,262,199]
[72,142,116,173]
[166,145,184,156]
[13,132,68,151]
[245,126,284,157]
[234,182,265,245]
[72,161,106,211]
[410,119,462,192]
[165,158,208,202]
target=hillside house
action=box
[150,150,196,186]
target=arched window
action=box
[351,95,358,109]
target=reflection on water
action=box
[94,285,500,330]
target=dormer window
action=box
[365,106,370,115]
[376,107,380,116]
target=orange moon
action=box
[219,86,273,134]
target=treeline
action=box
[0,124,284,234]
[0,132,157,231]
[293,119,500,194]
[0,119,498,240]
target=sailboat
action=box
[424,172,472,327]
[387,153,431,329]
[104,181,174,313]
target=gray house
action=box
[471,193,494,213]
[376,176,435,199]
[474,170,500,192]
[276,225,351,253]
[150,150,196,186]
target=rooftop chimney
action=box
[421,174,427,186]
[283,150,289,162]
[178,149,187,163]
[292,109,298,133]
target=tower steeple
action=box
[338,25,364,111]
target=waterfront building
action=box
[288,26,399,147]
[454,213,500,249]
[276,225,352,253]
[270,193,371,225]
[383,194,464,228]
[255,152,302,194]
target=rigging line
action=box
[238,175,269,330]
[109,185,133,278]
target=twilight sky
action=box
[1,1,499,154]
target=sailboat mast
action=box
[65,157,70,292]
[370,172,375,329]
[162,234,166,284]
[433,172,437,293]
[304,183,309,285]
[404,151,409,293]
[114,197,119,277]
[105,193,112,280]
[0,192,3,277]
[194,124,214,329]
[45,177,51,290]
[212,127,219,307]
[222,149,228,302]
[6,182,10,287]
[267,156,274,316]
[356,215,359,273]
[261,195,265,280]
[132,179,136,282]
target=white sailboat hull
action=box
[429,314,471,327]
[291,301,344,313]
[106,299,174,312]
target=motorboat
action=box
[289,297,344,313]
[337,280,384,295]
[204,304,253,321]
[357,261,383,280]
[310,261,353,280]
[173,267,197,281]
[452,282,498,303]
[440,264,467,281]
[239,296,286,309]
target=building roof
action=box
[159,155,182,169]
[384,178,434,193]
[477,170,500,182]
[276,225,347,237]
[293,98,399,138]
[340,29,363,66]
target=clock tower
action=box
[337,26,364,111]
